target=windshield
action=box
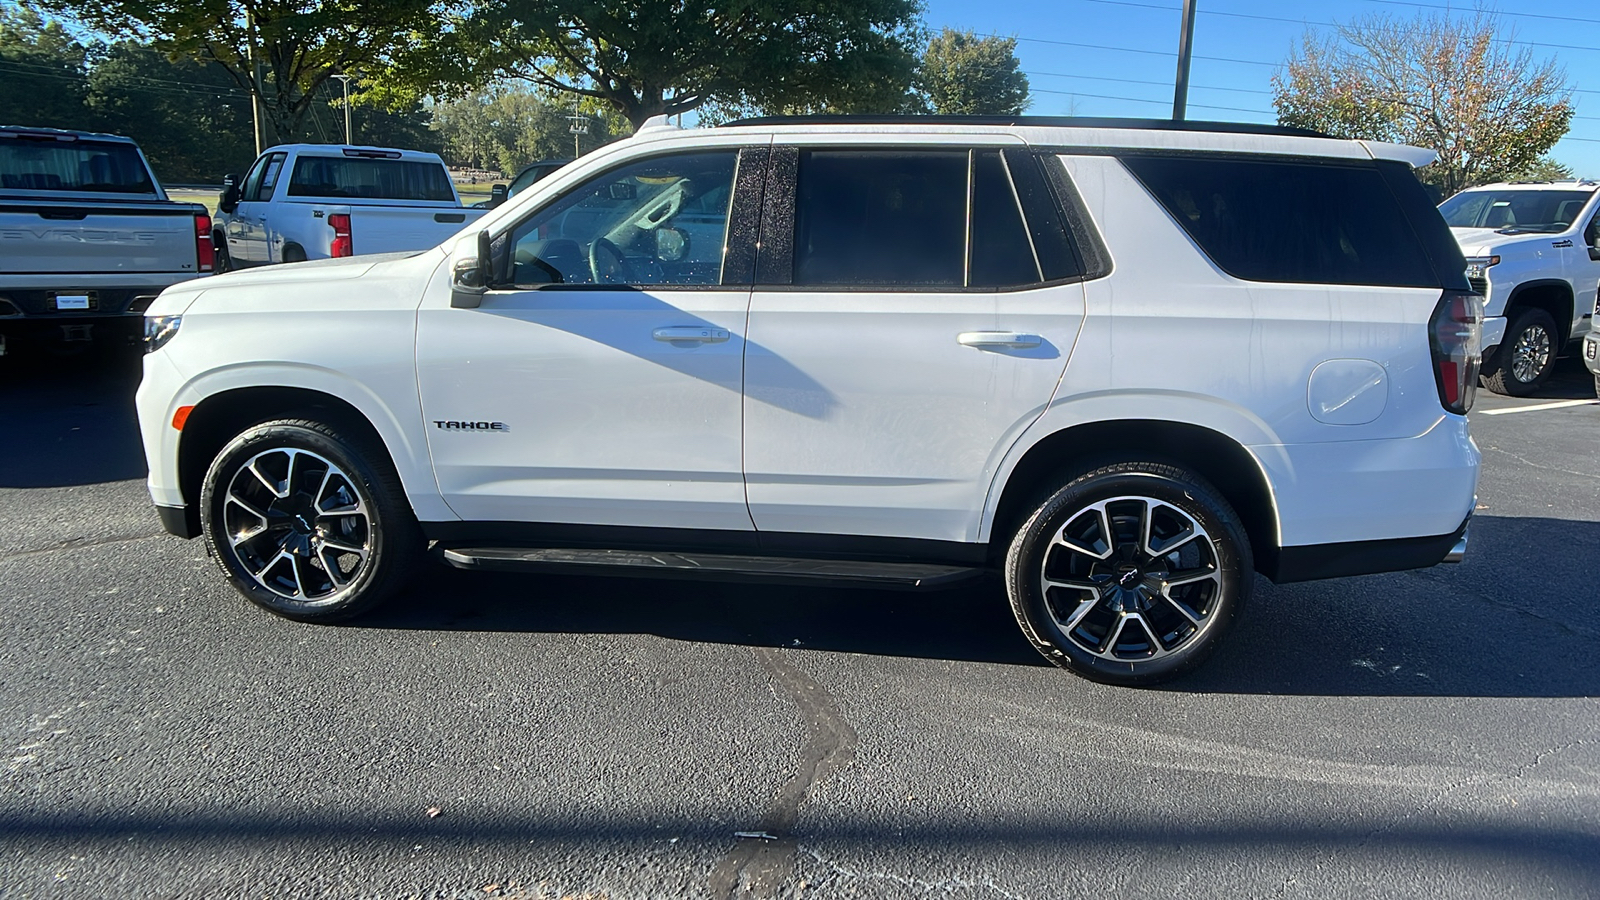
[1438,189,1593,234]
[0,138,155,193]
[286,156,456,201]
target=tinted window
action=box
[239,154,269,202]
[506,151,738,287]
[287,156,456,201]
[0,138,154,193]
[1438,189,1593,234]
[1123,156,1437,288]
[970,150,1040,287]
[795,150,966,286]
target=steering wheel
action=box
[588,237,636,285]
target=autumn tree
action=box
[379,0,925,130]
[38,0,436,143]
[1272,12,1572,195]
[919,29,1029,116]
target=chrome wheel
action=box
[222,447,371,604]
[1038,495,1223,663]
[1510,323,1552,384]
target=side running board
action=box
[439,547,983,589]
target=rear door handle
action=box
[958,331,1041,349]
[653,326,731,344]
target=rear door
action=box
[741,143,1088,543]
[417,143,767,530]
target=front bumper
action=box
[1584,332,1600,376]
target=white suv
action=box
[135,116,1482,685]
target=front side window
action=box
[254,152,286,201]
[504,151,738,288]
[1124,155,1438,288]
[240,154,270,202]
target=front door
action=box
[417,146,764,531]
[743,145,1089,544]
[228,151,284,264]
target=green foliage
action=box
[919,29,1028,116]
[429,85,627,172]
[1504,156,1575,183]
[0,5,92,129]
[379,0,925,130]
[1272,12,1573,195]
[37,0,435,142]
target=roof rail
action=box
[714,114,1330,139]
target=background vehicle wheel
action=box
[199,418,422,623]
[1005,462,1252,686]
[212,233,232,273]
[1482,307,1559,396]
[282,243,307,263]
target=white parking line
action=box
[1478,399,1600,416]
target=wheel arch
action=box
[985,419,1281,576]
[175,385,409,538]
[1506,279,1576,345]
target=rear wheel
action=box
[200,418,421,622]
[1482,307,1559,396]
[1005,462,1252,685]
[212,234,232,273]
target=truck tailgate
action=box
[0,201,200,275]
[348,205,484,254]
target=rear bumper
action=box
[1267,515,1470,583]
[156,504,199,539]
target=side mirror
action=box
[451,230,493,309]
[489,183,508,208]
[218,177,240,214]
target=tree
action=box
[919,29,1028,116]
[380,0,925,130]
[1272,12,1573,195]
[0,5,92,130]
[39,0,435,143]
[430,85,625,172]
[1504,156,1574,183]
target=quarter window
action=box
[1123,155,1438,288]
[504,151,738,288]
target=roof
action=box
[0,125,137,143]
[1455,180,1599,192]
[717,115,1330,139]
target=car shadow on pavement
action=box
[367,513,1600,699]
[0,347,148,488]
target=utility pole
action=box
[568,105,589,158]
[1172,0,1197,121]
[246,11,265,153]
[333,74,353,144]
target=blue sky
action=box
[920,0,1600,177]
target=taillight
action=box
[1429,289,1483,415]
[329,213,353,258]
[194,213,214,272]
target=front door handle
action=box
[653,326,731,345]
[958,331,1042,349]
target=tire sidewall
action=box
[1007,467,1251,685]
[200,421,396,622]
[1496,308,1559,394]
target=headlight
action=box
[1464,256,1500,279]
[144,315,181,353]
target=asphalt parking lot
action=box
[1,349,1596,900]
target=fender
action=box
[977,388,1283,545]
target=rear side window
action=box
[0,138,154,193]
[287,156,456,201]
[1123,155,1438,288]
[796,150,968,286]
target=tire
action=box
[282,243,307,263]
[1482,307,1559,396]
[199,418,422,623]
[1005,462,1253,686]
[212,234,232,273]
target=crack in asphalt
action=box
[0,530,165,564]
[708,648,857,900]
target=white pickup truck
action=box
[1438,180,1600,395]
[0,126,212,355]
[213,144,485,269]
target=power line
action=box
[1025,68,1272,95]
[985,32,1281,67]
[1030,88,1272,118]
[1362,0,1600,26]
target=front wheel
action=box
[1482,307,1559,396]
[1005,462,1252,685]
[199,419,422,623]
